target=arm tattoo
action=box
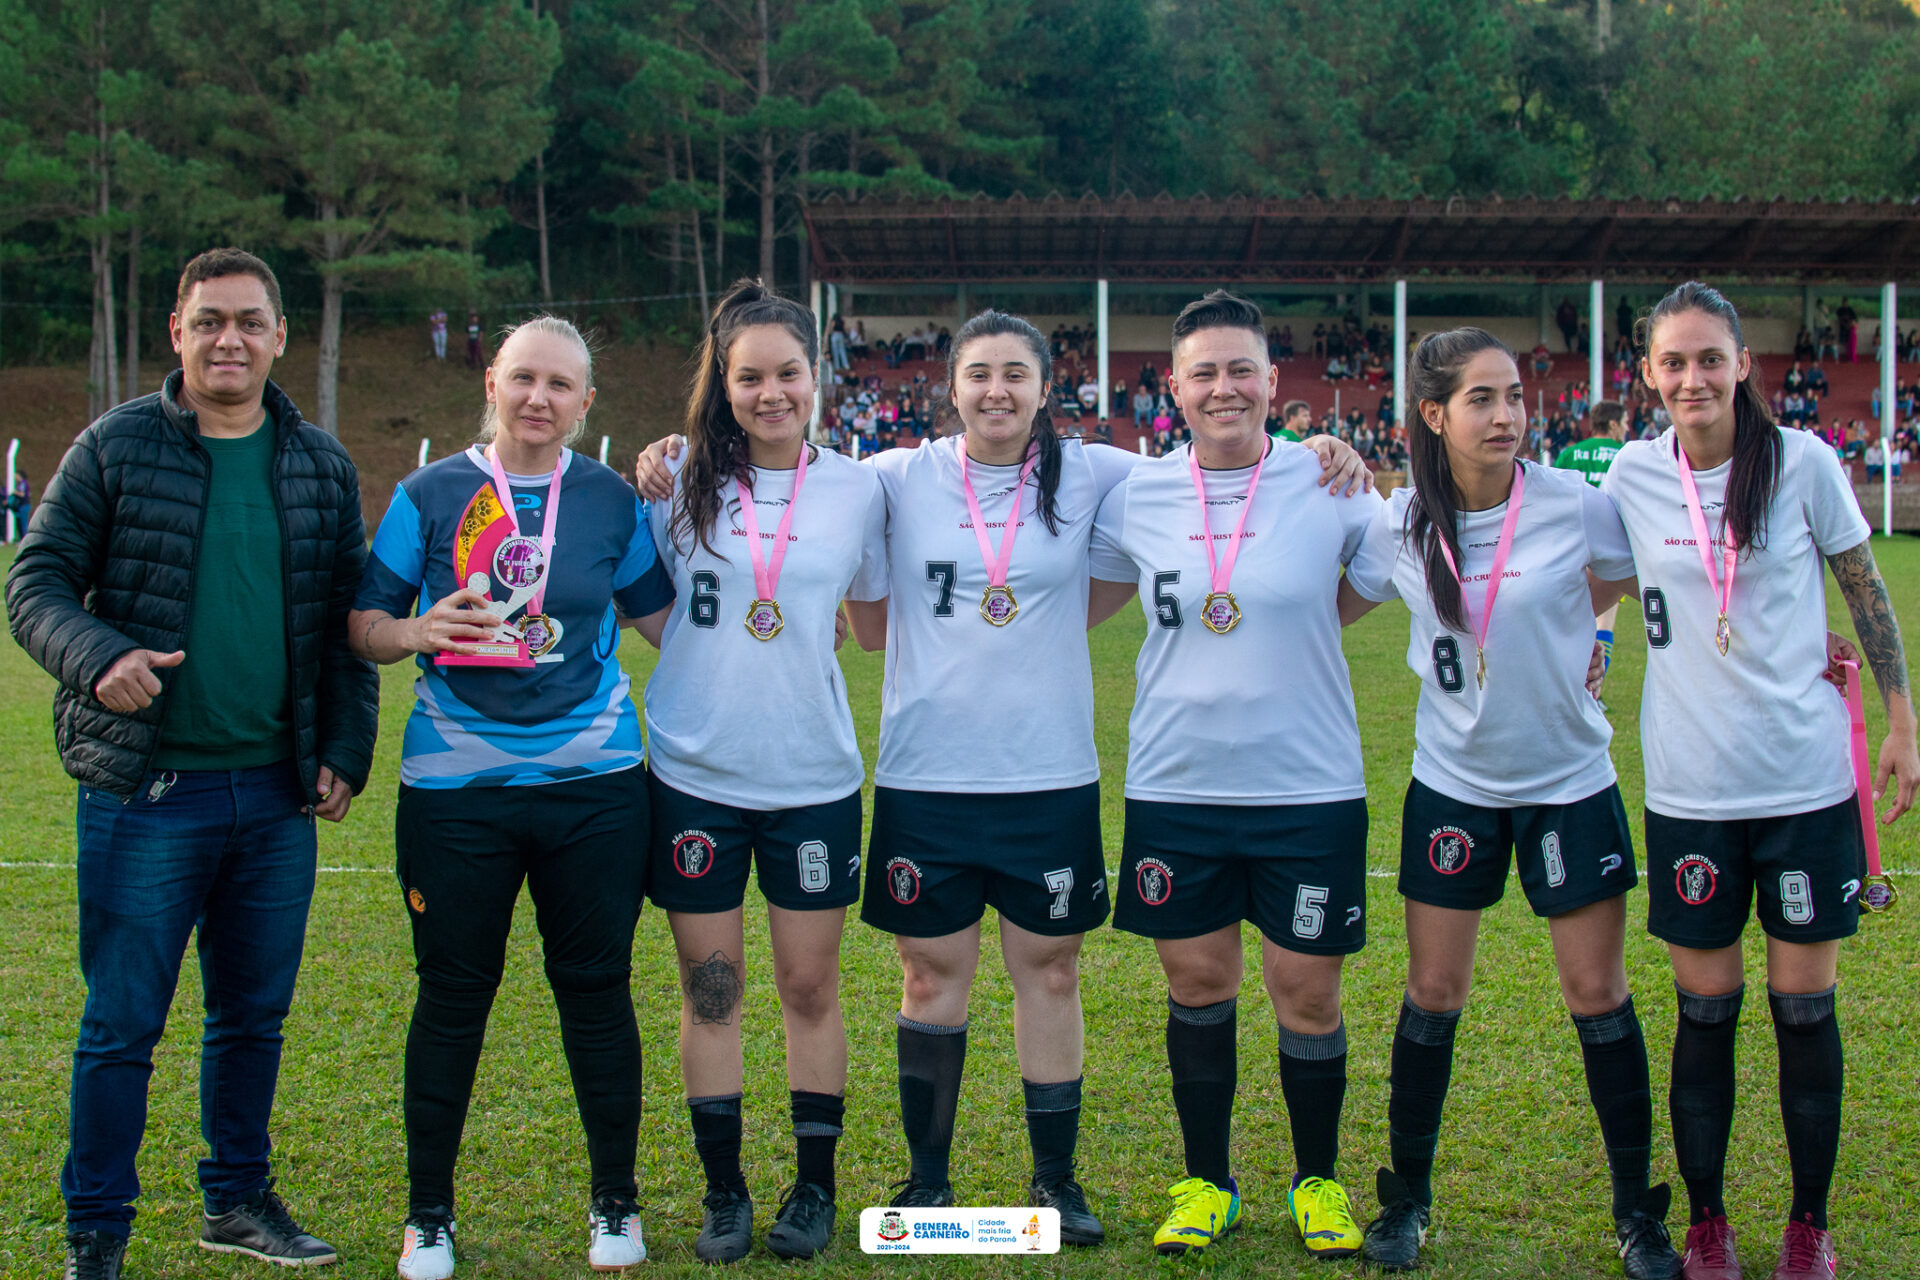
[1828,542,1910,704]
[684,950,743,1026]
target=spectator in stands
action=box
[1866,440,1885,481]
[1611,356,1632,400]
[6,471,29,542]
[1837,299,1858,362]
[1077,375,1100,419]
[1325,353,1347,383]
[466,312,484,369]
[1794,327,1816,363]
[1271,399,1311,443]
[1807,363,1830,400]
[1312,322,1327,358]
[1531,341,1553,379]
[1277,325,1294,360]
[1378,391,1393,427]
[1818,323,1838,362]
[830,316,850,371]
[1784,361,1807,396]
[1132,386,1154,429]
[850,320,869,361]
[1575,320,1591,355]
[1364,350,1386,389]
[935,325,952,357]
[1556,297,1579,351]
[1138,361,1158,394]
[1616,295,1633,344]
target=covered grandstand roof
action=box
[801,193,1920,287]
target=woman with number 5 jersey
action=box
[634,280,887,1265]
[1600,283,1917,1280]
[1338,328,1678,1278]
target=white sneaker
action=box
[397,1211,456,1280]
[588,1197,646,1271]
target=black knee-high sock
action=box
[1022,1077,1082,1187]
[1166,996,1237,1187]
[1572,997,1653,1220]
[791,1090,844,1198]
[549,968,643,1205]
[1671,984,1743,1225]
[1770,986,1843,1232]
[1278,1020,1347,1183]
[689,1094,747,1195]
[896,1015,966,1186]
[1388,996,1461,1207]
[404,978,498,1215]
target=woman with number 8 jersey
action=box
[1339,328,1675,1277]
[636,280,887,1264]
[1600,283,1918,1280]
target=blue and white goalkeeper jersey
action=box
[355,446,674,788]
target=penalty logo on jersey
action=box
[673,830,718,879]
[886,857,923,905]
[1136,857,1174,905]
[1673,855,1719,905]
[1428,826,1474,875]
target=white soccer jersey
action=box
[645,447,888,810]
[871,436,1139,792]
[1602,427,1871,820]
[1089,440,1382,805]
[1344,462,1636,807]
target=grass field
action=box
[3,538,1918,1280]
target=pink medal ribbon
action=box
[1186,441,1266,634]
[958,437,1038,625]
[484,447,565,660]
[734,444,809,640]
[1675,438,1737,655]
[1839,659,1899,913]
[1433,461,1526,689]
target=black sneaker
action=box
[1361,1169,1430,1272]
[765,1182,835,1260]
[1028,1178,1104,1247]
[1614,1182,1682,1280]
[888,1176,955,1208]
[65,1231,127,1280]
[201,1186,338,1266]
[694,1186,754,1264]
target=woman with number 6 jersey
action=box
[1338,328,1678,1278]
[634,280,887,1264]
[1600,283,1917,1280]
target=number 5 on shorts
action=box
[1293,884,1327,939]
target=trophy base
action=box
[435,640,534,668]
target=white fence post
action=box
[417,437,430,469]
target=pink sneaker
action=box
[1768,1217,1836,1280]
[1680,1215,1741,1280]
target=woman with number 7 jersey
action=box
[1338,328,1676,1277]
[1598,283,1918,1280]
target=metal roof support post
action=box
[1393,280,1408,433]
[827,283,838,323]
[810,279,825,441]
[1589,279,1604,424]
[1803,284,1814,337]
[1883,282,1897,537]
[1097,278,1110,432]
[1540,283,1552,347]
[956,282,968,327]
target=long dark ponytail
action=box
[1404,327,1517,634]
[939,309,1064,535]
[674,278,820,557]
[1638,281,1781,553]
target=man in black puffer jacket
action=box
[5,248,378,1280]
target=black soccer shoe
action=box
[1362,1168,1431,1272]
[888,1176,956,1208]
[1613,1182,1682,1280]
[1029,1178,1105,1247]
[694,1187,754,1264]
[65,1231,127,1280]
[200,1186,338,1266]
[765,1182,835,1260]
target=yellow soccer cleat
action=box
[1153,1176,1242,1256]
[1288,1176,1362,1258]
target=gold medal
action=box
[517,613,563,657]
[1200,591,1241,635]
[1715,612,1731,656]
[1862,872,1899,914]
[1475,646,1487,690]
[745,599,784,641]
[979,584,1019,626]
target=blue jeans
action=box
[64,763,317,1235]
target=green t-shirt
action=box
[1555,435,1623,487]
[154,423,294,770]
[1270,428,1304,443]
